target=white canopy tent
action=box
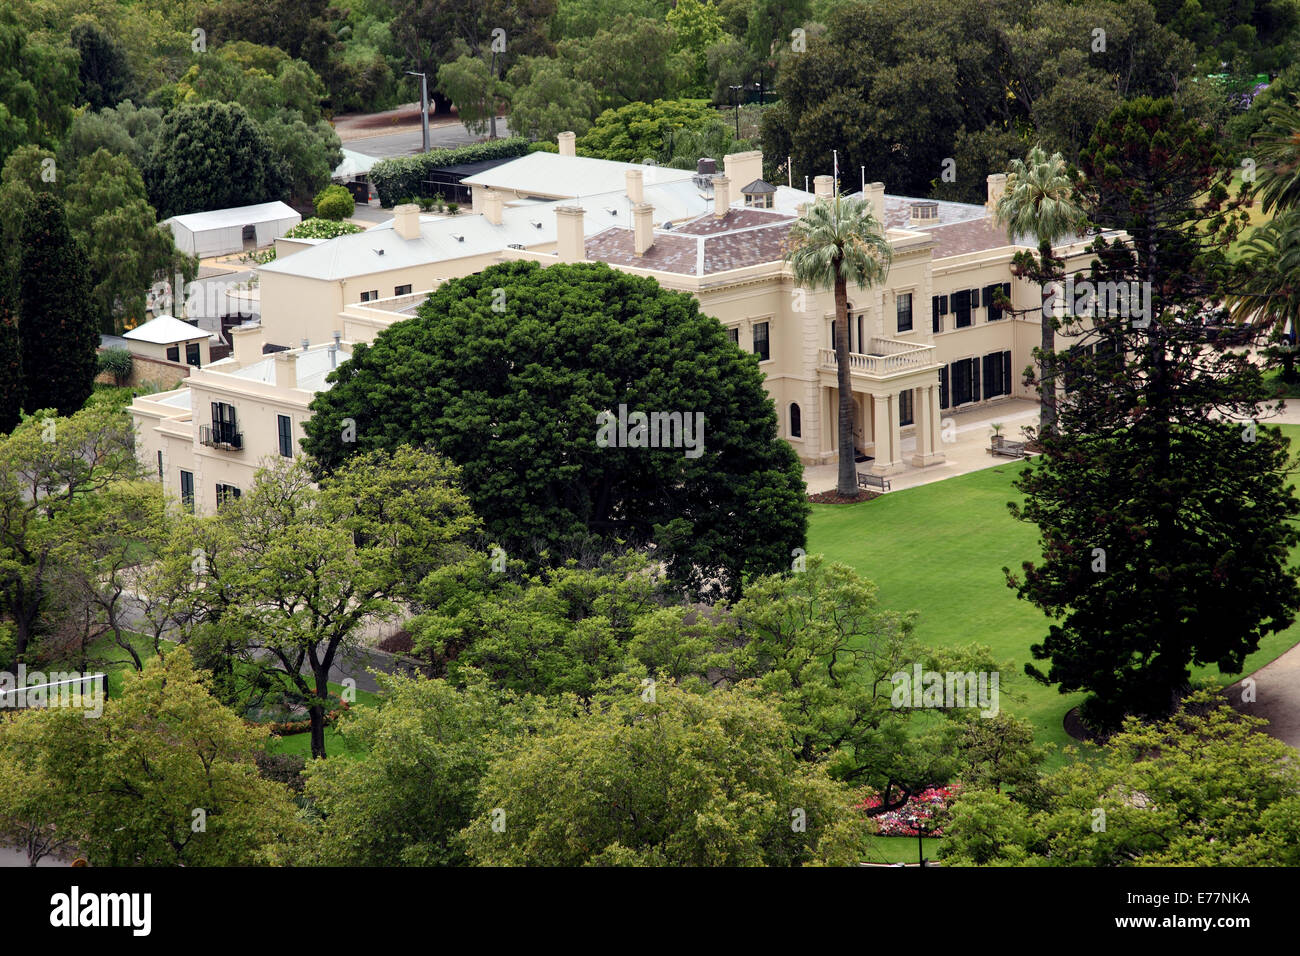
[162,201,301,258]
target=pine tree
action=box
[1007,98,1300,734]
[0,308,22,434]
[18,194,98,415]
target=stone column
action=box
[910,383,946,467]
[870,392,902,475]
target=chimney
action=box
[712,174,731,219]
[300,338,309,352]
[723,151,763,195]
[696,158,717,177]
[329,331,341,369]
[557,131,576,157]
[813,175,834,200]
[987,173,1008,211]
[866,181,885,219]
[555,204,586,262]
[333,330,342,347]
[230,323,263,367]
[633,202,654,256]
[393,203,420,240]
[482,189,503,225]
[275,351,298,389]
[626,169,644,205]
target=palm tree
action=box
[993,145,1088,439]
[785,195,893,497]
[1228,210,1300,382]
[1251,96,1300,216]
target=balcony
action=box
[818,337,940,378]
[199,424,243,450]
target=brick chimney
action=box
[556,204,585,262]
[633,202,654,256]
[713,174,731,219]
[558,131,576,157]
[987,173,1008,212]
[230,323,263,367]
[393,203,420,240]
[274,350,298,389]
[813,175,834,200]
[482,189,503,225]
[626,168,644,205]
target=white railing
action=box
[819,338,937,375]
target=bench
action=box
[857,472,891,493]
[990,438,1027,459]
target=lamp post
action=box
[729,84,742,138]
[909,814,933,867]
[406,71,430,153]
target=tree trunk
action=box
[1038,245,1057,439]
[309,699,327,760]
[834,276,858,497]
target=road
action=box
[341,119,513,160]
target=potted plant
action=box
[990,422,1004,447]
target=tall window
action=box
[215,483,241,508]
[753,321,770,362]
[210,401,238,445]
[156,450,163,479]
[982,350,1012,399]
[179,470,194,512]
[728,327,740,347]
[896,293,913,333]
[186,342,201,366]
[950,357,980,405]
[790,403,802,437]
[857,315,864,353]
[932,294,947,334]
[277,414,294,458]
[984,283,1012,321]
[899,389,914,426]
[952,290,972,328]
[939,366,949,409]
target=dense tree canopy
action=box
[304,260,809,598]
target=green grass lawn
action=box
[807,425,1300,762]
[861,835,942,865]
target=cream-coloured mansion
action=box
[131,137,1101,514]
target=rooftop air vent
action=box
[909,201,939,224]
[451,234,465,242]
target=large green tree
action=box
[303,260,810,599]
[0,648,304,866]
[1009,97,1298,733]
[144,100,287,219]
[941,689,1300,866]
[460,682,871,866]
[0,9,78,165]
[0,404,141,662]
[18,194,98,415]
[64,148,190,332]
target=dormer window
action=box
[740,178,776,209]
[909,201,938,224]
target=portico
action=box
[817,338,946,476]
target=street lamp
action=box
[729,84,742,138]
[406,71,430,153]
[909,814,933,867]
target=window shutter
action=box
[970,356,980,401]
[983,353,994,400]
[932,296,941,333]
[940,295,948,314]
[939,366,949,408]
[982,286,991,308]
[1003,351,1012,395]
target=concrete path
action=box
[1227,649,1300,749]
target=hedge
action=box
[369,137,533,207]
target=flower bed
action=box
[858,785,960,836]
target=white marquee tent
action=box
[162,201,301,258]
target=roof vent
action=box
[451,233,465,242]
[507,243,525,250]
[530,220,543,229]
[374,248,385,255]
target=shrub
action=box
[97,347,133,386]
[368,137,531,207]
[314,183,355,220]
[283,218,364,240]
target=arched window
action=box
[790,402,802,438]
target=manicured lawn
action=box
[861,835,942,865]
[807,424,1300,762]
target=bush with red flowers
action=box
[857,785,961,836]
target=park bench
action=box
[989,437,1027,459]
[857,472,891,493]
